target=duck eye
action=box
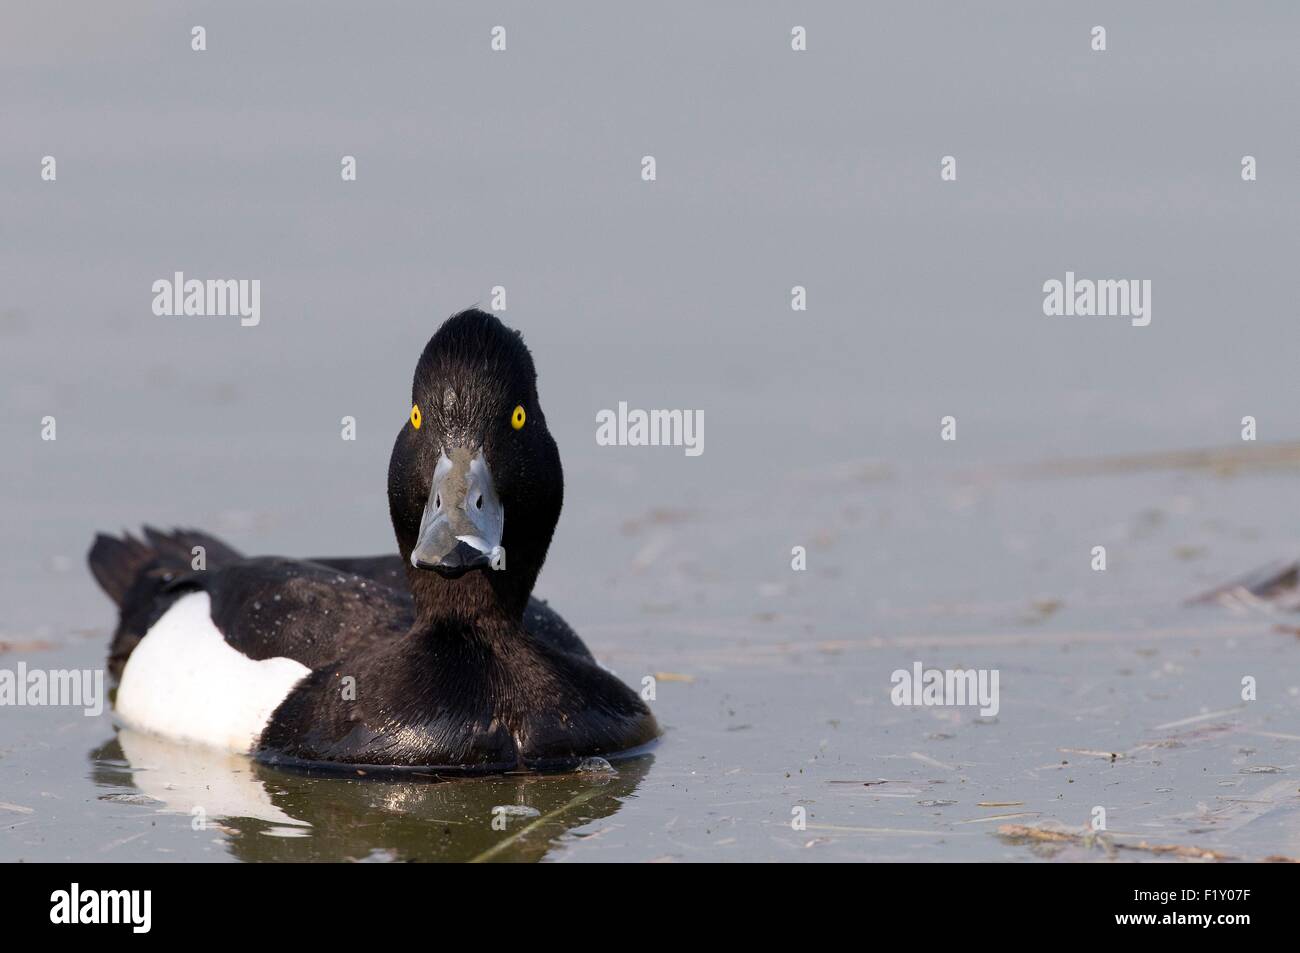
[511,405,526,430]
[410,404,422,430]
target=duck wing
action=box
[89,528,411,678]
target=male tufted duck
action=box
[88,309,659,773]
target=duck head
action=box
[388,310,563,620]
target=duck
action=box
[87,309,659,774]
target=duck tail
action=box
[89,527,245,678]
[87,531,156,608]
[88,526,245,606]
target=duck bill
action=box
[410,447,505,577]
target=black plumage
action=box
[88,309,659,772]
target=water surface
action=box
[2,2,1298,861]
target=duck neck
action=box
[404,564,532,631]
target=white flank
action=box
[115,592,310,753]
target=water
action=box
[3,2,1299,862]
[4,458,1298,862]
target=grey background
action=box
[2,3,1298,861]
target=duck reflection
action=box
[90,729,652,862]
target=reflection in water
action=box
[90,729,653,862]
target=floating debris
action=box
[997,824,1236,861]
[909,752,956,772]
[0,638,57,655]
[492,805,540,818]
[827,778,895,787]
[1151,706,1245,732]
[997,825,1073,844]
[1058,748,1122,761]
[1024,598,1063,621]
[98,831,148,853]
[1190,558,1300,611]
[97,793,160,806]
[653,671,696,683]
[1018,442,1300,481]
[962,812,1039,824]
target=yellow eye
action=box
[410,404,422,430]
[511,405,526,430]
